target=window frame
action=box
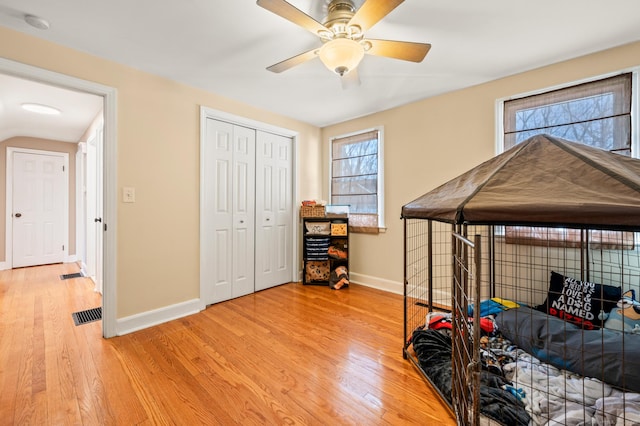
[496,68,639,157]
[328,126,385,233]
[495,69,640,247]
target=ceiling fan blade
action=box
[366,39,431,62]
[348,0,405,32]
[257,0,329,35]
[266,48,319,73]
[341,68,361,90]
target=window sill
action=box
[349,226,387,234]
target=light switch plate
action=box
[123,187,136,203]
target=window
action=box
[500,72,635,248]
[330,128,383,233]
[503,73,632,153]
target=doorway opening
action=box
[0,57,117,337]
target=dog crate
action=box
[402,135,640,425]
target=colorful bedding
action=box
[411,306,640,425]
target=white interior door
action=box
[12,151,67,268]
[255,131,293,291]
[202,118,255,304]
[75,143,87,271]
[84,127,104,293]
[94,128,104,294]
[86,134,97,281]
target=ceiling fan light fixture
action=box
[318,38,364,76]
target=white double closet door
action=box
[202,118,293,305]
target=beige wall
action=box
[322,41,640,289]
[0,137,78,259]
[0,26,321,319]
[2,23,638,319]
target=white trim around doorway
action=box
[0,58,118,338]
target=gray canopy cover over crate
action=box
[401,134,640,229]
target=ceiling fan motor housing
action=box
[323,0,359,38]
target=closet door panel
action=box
[203,119,255,304]
[212,156,232,302]
[276,163,289,271]
[231,125,256,298]
[202,119,233,304]
[258,163,275,277]
[255,131,293,291]
[214,228,231,295]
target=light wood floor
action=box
[0,263,455,425]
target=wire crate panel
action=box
[404,219,640,426]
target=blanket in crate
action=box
[411,329,531,426]
[495,306,640,425]
[412,308,640,425]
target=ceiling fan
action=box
[257,0,431,85]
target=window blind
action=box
[504,73,632,154]
[503,73,633,249]
[331,130,380,233]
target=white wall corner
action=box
[116,298,204,336]
[349,272,403,295]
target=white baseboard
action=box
[78,261,88,277]
[114,274,399,336]
[349,272,403,295]
[116,298,203,336]
[0,260,83,271]
[66,254,78,263]
[296,268,402,294]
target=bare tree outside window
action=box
[502,73,633,247]
[505,73,632,154]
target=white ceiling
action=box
[1,0,640,143]
[0,73,102,142]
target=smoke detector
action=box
[25,14,50,30]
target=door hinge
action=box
[62,244,65,251]
[62,165,65,172]
[104,223,107,232]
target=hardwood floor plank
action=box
[0,264,456,425]
[180,316,326,423]
[14,290,37,425]
[0,297,20,420]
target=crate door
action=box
[451,230,482,426]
